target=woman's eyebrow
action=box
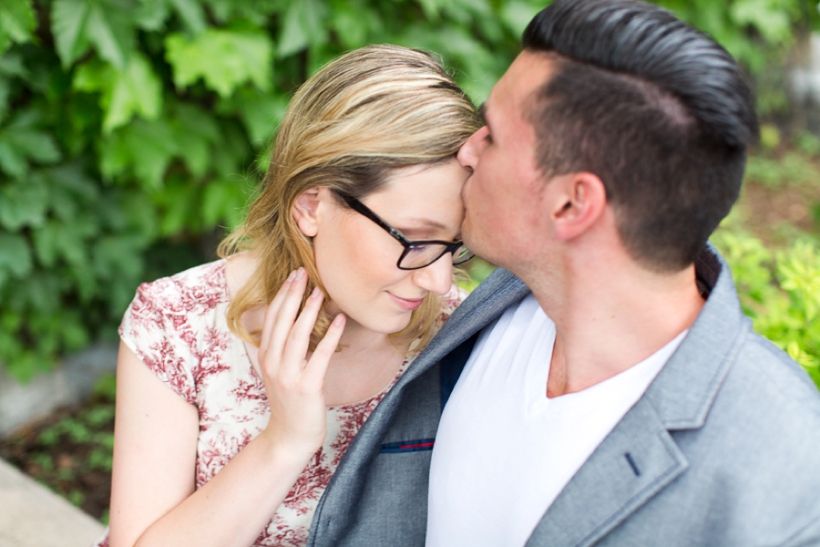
[397,218,450,233]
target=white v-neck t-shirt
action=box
[427,294,687,547]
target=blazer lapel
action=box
[528,248,751,547]
[308,268,530,546]
[344,266,531,447]
[527,398,688,547]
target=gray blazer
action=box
[307,248,820,546]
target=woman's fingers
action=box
[303,313,346,388]
[264,269,308,364]
[258,270,297,354]
[280,286,326,371]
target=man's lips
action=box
[388,293,425,311]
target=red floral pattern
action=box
[92,259,462,547]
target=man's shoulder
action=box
[675,329,820,492]
[716,331,820,427]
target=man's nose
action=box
[411,255,454,297]
[457,126,489,171]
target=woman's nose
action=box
[412,254,454,296]
[456,126,489,171]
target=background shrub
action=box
[0,0,817,382]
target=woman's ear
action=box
[292,188,322,237]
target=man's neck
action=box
[524,258,704,399]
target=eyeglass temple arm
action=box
[338,193,410,245]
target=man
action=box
[305,1,820,545]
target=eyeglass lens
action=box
[399,243,473,270]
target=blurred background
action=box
[0,0,819,528]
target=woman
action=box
[97,44,481,547]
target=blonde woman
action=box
[96,45,481,547]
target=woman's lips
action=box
[388,293,425,311]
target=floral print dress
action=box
[93,259,461,547]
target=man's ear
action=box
[552,172,607,241]
[292,188,322,237]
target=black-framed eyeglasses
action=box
[335,192,474,270]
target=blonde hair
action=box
[218,44,480,351]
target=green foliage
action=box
[746,150,820,189]
[165,29,273,97]
[654,0,817,114]
[0,0,36,56]
[713,230,820,387]
[0,0,816,381]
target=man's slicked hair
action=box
[522,0,759,271]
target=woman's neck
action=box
[226,252,409,406]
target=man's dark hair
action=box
[522,0,759,271]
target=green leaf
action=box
[0,174,49,230]
[165,29,274,97]
[46,164,99,202]
[329,12,364,49]
[499,0,543,37]
[85,0,135,69]
[0,78,9,123]
[168,0,206,35]
[52,0,92,69]
[0,49,26,123]
[204,0,281,25]
[201,177,247,226]
[226,87,287,145]
[54,215,98,266]
[135,0,170,31]
[0,232,32,278]
[154,178,198,235]
[93,234,144,280]
[118,188,158,241]
[75,54,162,132]
[174,130,208,178]
[730,0,792,45]
[0,52,29,78]
[52,0,135,70]
[0,0,37,55]
[0,113,62,177]
[417,0,447,22]
[171,103,220,177]
[4,350,45,383]
[277,0,328,58]
[32,220,60,267]
[100,119,177,189]
[210,120,248,177]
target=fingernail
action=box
[295,268,305,280]
[286,270,296,282]
[311,287,322,299]
[333,314,345,326]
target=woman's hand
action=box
[257,267,346,456]
[115,268,345,547]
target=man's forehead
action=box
[487,51,555,122]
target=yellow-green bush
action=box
[713,231,820,388]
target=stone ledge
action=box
[0,344,118,437]
[0,457,104,547]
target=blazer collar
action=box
[644,245,751,429]
[528,245,752,546]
